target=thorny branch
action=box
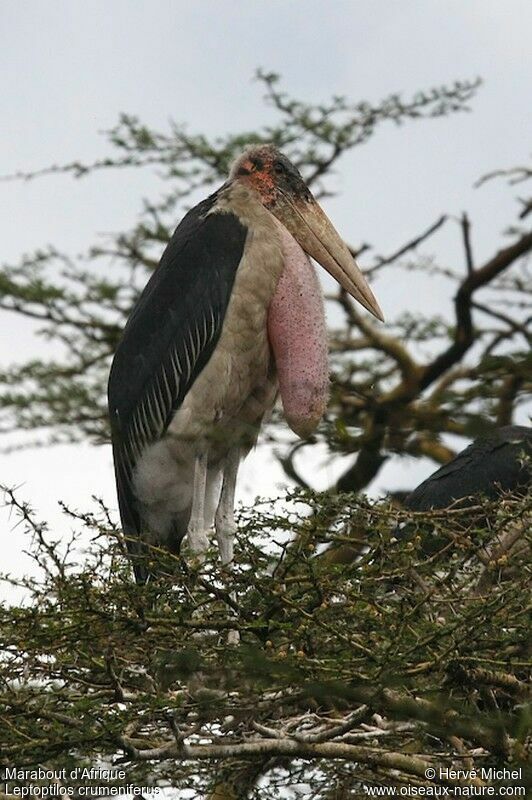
[0,73,530,797]
[0,488,529,798]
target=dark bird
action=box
[392,426,532,558]
[404,426,532,512]
[108,145,383,582]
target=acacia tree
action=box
[0,73,531,799]
[0,489,530,798]
[2,70,529,481]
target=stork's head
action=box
[230,144,383,321]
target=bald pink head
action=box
[230,145,384,322]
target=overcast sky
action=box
[1,0,531,586]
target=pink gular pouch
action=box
[268,225,329,438]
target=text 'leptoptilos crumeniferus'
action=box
[108,145,383,582]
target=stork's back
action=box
[405,425,532,512]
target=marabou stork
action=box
[397,426,532,555]
[108,145,383,583]
[404,426,532,512]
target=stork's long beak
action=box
[271,191,384,322]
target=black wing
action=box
[108,194,247,578]
[405,426,532,511]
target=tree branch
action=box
[363,214,448,277]
[420,229,532,390]
[118,736,482,787]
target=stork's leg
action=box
[187,452,210,555]
[215,447,240,565]
[215,447,240,645]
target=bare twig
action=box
[362,214,448,277]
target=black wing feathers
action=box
[108,195,248,573]
[405,426,532,511]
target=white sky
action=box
[1,0,531,586]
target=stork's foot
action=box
[213,447,240,643]
[187,451,210,559]
[186,525,211,559]
[215,515,239,644]
[214,446,240,566]
[226,628,240,646]
[214,512,236,565]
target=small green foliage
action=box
[0,487,530,796]
[0,68,531,797]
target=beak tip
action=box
[373,305,385,323]
[272,191,385,322]
[358,292,384,323]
